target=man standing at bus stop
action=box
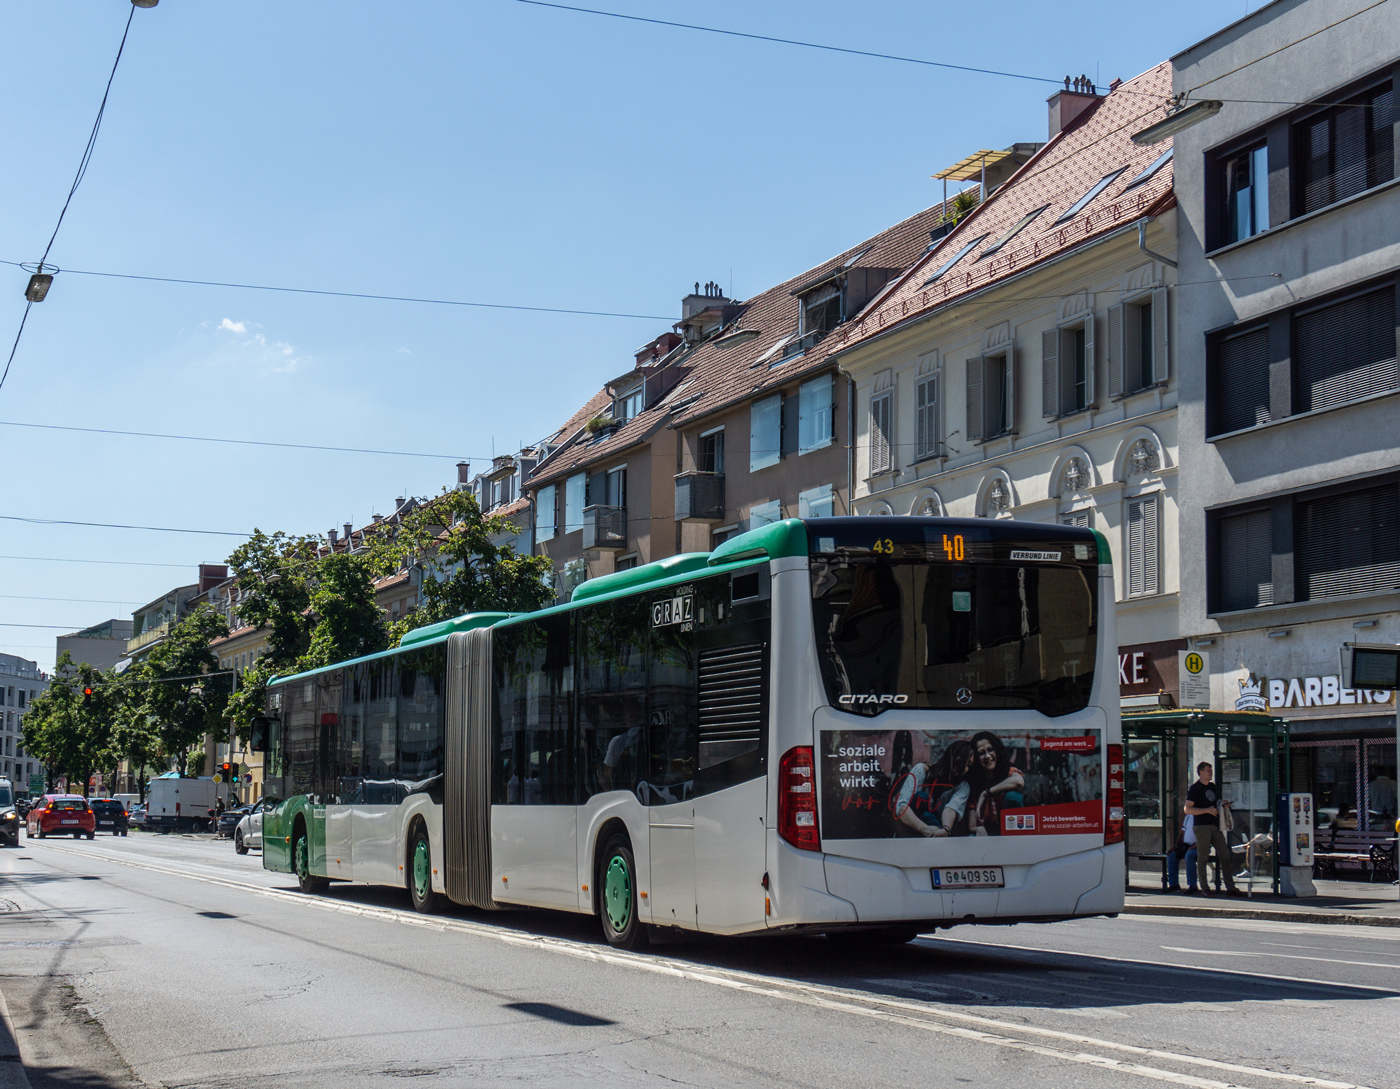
[1185,762,1239,897]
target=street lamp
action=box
[131,1,159,8]
[1131,99,1224,145]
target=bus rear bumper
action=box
[810,843,1125,926]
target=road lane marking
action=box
[22,842,1380,1089]
[1161,946,1398,971]
[1261,942,1400,958]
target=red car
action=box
[26,794,96,840]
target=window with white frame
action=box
[749,500,782,528]
[1108,288,1168,397]
[914,371,940,460]
[1042,317,1095,418]
[750,394,782,471]
[868,388,893,474]
[564,472,586,534]
[798,373,834,454]
[615,385,643,422]
[798,483,834,519]
[536,484,557,542]
[966,351,1014,441]
[1125,494,1160,597]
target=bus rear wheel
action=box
[598,835,644,951]
[408,826,441,914]
[294,828,327,894]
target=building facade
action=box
[836,65,1182,682]
[0,653,48,793]
[1172,0,1399,824]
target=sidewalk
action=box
[1125,872,1400,927]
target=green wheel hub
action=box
[603,854,632,933]
[413,839,431,901]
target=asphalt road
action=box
[2,831,1397,1089]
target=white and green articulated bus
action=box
[252,516,1125,948]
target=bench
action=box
[1314,828,1399,883]
[1129,852,1173,890]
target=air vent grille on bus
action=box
[698,643,766,742]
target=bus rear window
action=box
[811,555,1097,717]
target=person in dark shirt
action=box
[1184,762,1239,897]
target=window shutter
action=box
[1151,287,1169,385]
[1210,324,1271,435]
[1219,508,1274,610]
[966,356,984,442]
[1293,283,1397,412]
[1126,494,1160,597]
[914,375,939,459]
[1002,350,1016,433]
[1107,303,1124,398]
[1296,482,1400,601]
[1041,328,1059,418]
[869,392,892,475]
[1062,510,1090,528]
[1082,316,1096,407]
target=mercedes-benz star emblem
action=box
[956,687,973,705]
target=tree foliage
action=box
[137,607,231,775]
[373,489,554,644]
[21,653,120,796]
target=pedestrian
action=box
[1184,762,1240,898]
[1167,813,1197,893]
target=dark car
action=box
[26,794,96,839]
[0,779,17,848]
[216,805,253,838]
[90,799,129,837]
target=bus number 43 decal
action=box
[652,593,694,629]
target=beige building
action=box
[834,65,1182,679]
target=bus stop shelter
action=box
[1122,709,1291,895]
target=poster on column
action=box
[819,726,1104,840]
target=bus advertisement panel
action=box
[818,726,1103,840]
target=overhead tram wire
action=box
[1,5,143,396]
[0,514,249,538]
[0,554,190,569]
[0,260,671,322]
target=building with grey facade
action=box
[1171,0,1399,826]
[0,652,48,793]
[56,619,133,673]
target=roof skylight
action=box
[1054,168,1127,223]
[922,235,987,286]
[979,206,1048,259]
[1123,147,1172,190]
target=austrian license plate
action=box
[61,819,78,825]
[931,866,1004,889]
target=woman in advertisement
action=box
[892,736,978,837]
[968,731,1026,836]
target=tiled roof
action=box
[529,200,956,485]
[833,64,1174,347]
[491,496,531,519]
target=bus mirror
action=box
[248,717,276,753]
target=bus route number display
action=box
[652,592,694,630]
[941,533,965,561]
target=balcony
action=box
[126,621,171,654]
[582,505,627,551]
[674,471,725,522]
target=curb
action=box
[0,985,33,1089]
[1123,903,1400,928]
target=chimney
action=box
[328,529,338,548]
[1047,74,1102,139]
[680,279,731,320]
[344,522,353,541]
[456,461,470,489]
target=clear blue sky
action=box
[0,0,1243,670]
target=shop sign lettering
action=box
[1264,674,1395,709]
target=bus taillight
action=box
[778,746,821,852]
[1105,744,1125,845]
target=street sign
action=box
[29,775,43,794]
[212,774,223,784]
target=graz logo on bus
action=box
[838,694,910,706]
[651,591,694,631]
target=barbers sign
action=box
[1259,673,1395,710]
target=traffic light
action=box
[81,686,94,705]
[220,761,232,783]
[230,764,240,784]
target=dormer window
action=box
[616,385,643,422]
[922,235,987,286]
[1055,168,1127,223]
[799,283,842,336]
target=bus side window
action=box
[647,614,697,804]
[578,597,648,801]
[398,645,446,803]
[340,666,367,804]
[494,615,574,806]
[363,660,398,805]
[314,671,343,803]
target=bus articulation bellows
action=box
[251,516,1125,948]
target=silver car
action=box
[234,800,272,854]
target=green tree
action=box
[374,489,554,643]
[138,607,231,775]
[303,551,389,669]
[21,653,124,796]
